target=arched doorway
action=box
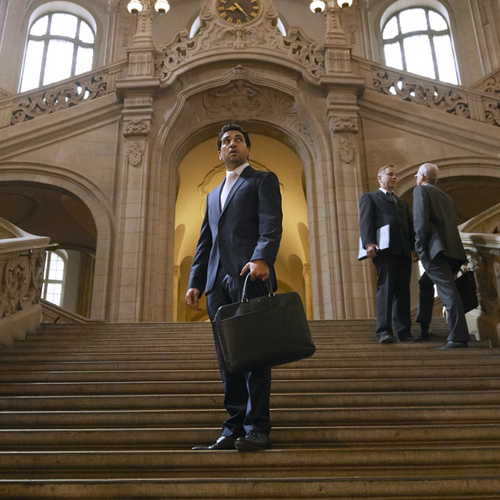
[173,132,310,322]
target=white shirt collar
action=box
[226,163,249,178]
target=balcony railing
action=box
[354,57,500,128]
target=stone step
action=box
[1,405,499,428]
[1,423,500,450]
[1,376,499,396]
[1,447,500,479]
[2,363,500,383]
[1,476,499,499]
[1,390,499,411]
[1,354,499,373]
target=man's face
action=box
[219,130,250,170]
[378,167,398,191]
[415,168,426,185]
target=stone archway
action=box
[0,161,115,321]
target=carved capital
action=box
[124,119,150,137]
[332,115,358,134]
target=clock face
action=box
[216,0,261,25]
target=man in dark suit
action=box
[359,164,416,343]
[413,163,470,349]
[186,124,282,451]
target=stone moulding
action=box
[3,61,127,128]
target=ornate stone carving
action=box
[373,70,470,119]
[332,116,358,133]
[338,134,356,163]
[11,75,108,125]
[0,249,45,321]
[124,119,150,137]
[484,99,500,127]
[123,119,149,168]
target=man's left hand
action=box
[241,259,269,281]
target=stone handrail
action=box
[41,298,104,325]
[471,69,500,96]
[459,207,500,346]
[0,218,51,346]
[354,57,500,128]
[0,60,128,129]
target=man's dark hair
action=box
[217,123,251,151]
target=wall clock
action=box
[216,0,262,25]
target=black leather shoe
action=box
[234,431,271,452]
[438,341,468,350]
[378,334,394,344]
[399,335,416,342]
[192,436,236,450]
[420,328,433,341]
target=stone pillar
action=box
[112,1,160,321]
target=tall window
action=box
[20,12,95,92]
[382,8,458,84]
[42,250,67,306]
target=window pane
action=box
[45,283,62,306]
[399,8,427,34]
[404,35,436,79]
[20,40,44,92]
[78,21,95,44]
[30,16,49,36]
[429,10,448,31]
[43,39,74,85]
[384,42,403,70]
[48,255,65,280]
[75,47,93,74]
[51,13,78,38]
[434,35,458,84]
[383,17,399,40]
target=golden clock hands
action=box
[232,2,252,20]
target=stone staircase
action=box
[0,319,499,499]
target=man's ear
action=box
[218,151,223,160]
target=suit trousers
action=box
[374,254,412,339]
[206,266,272,438]
[422,253,470,342]
[416,272,434,328]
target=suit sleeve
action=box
[413,185,428,254]
[188,196,212,295]
[359,193,376,248]
[250,171,283,265]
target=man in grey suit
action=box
[413,163,470,349]
[359,165,416,343]
[186,124,282,450]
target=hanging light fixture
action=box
[338,0,353,7]
[127,0,143,14]
[154,0,170,14]
[310,0,326,13]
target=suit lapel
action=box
[220,166,254,216]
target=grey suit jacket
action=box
[413,184,466,268]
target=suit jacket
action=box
[359,190,415,259]
[188,165,283,296]
[413,184,466,268]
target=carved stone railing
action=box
[354,57,500,128]
[471,69,500,96]
[41,298,104,325]
[0,60,128,129]
[0,218,51,346]
[459,204,500,346]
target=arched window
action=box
[382,7,458,84]
[42,250,67,306]
[20,12,95,92]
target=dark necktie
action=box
[387,192,395,202]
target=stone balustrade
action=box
[0,61,127,129]
[0,218,51,346]
[354,57,500,128]
[471,68,500,96]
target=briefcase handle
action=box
[241,274,274,302]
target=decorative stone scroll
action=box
[0,249,45,321]
[484,99,500,127]
[11,74,108,125]
[123,119,150,168]
[481,75,500,96]
[373,70,470,119]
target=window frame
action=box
[42,249,68,307]
[381,6,459,84]
[20,11,95,92]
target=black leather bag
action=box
[456,271,478,313]
[214,275,316,374]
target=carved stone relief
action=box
[123,119,150,168]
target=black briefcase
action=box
[456,271,478,313]
[214,275,316,374]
